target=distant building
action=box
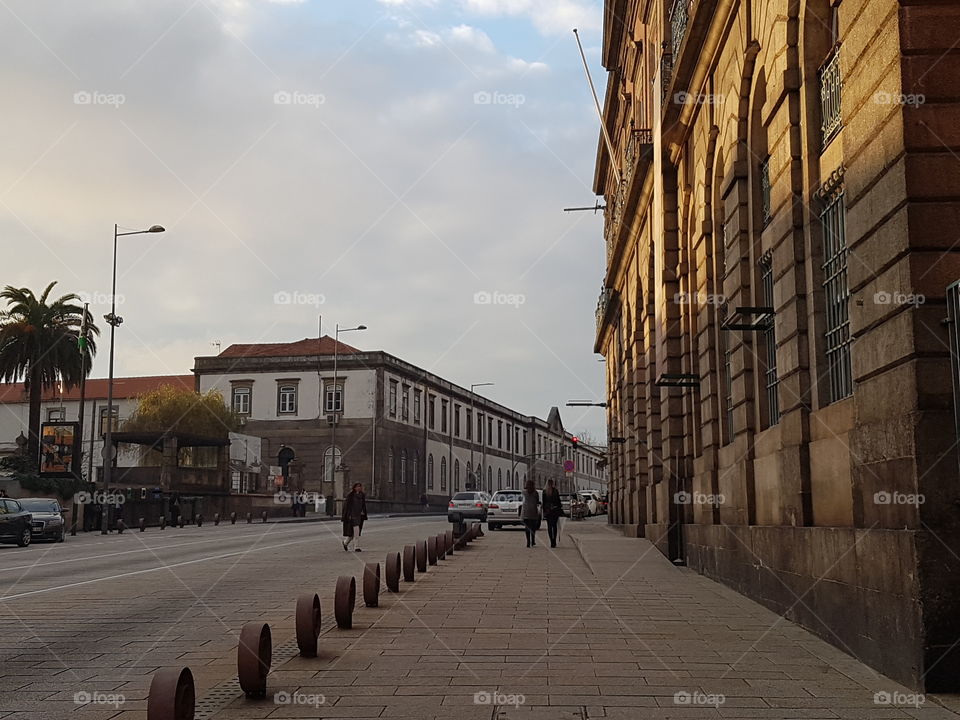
[193,337,607,511]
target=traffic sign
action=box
[563,460,575,472]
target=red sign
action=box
[563,460,575,472]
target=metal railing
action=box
[819,47,842,146]
[671,0,691,58]
[759,252,779,426]
[596,287,614,335]
[760,156,772,225]
[821,190,852,402]
[660,51,674,102]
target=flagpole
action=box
[573,28,621,186]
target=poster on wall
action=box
[38,422,79,477]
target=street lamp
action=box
[468,382,493,491]
[102,223,165,534]
[332,323,366,511]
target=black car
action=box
[0,499,33,547]
[19,498,66,542]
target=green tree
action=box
[0,282,98,461]
[122,385,238,439]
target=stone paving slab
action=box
[208,521,960,720]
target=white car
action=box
[487,489,541,530]
[578,491,601,516]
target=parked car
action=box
[598,493,609,514]
[487,489,542,530]
[448,491,489,522]
[0,499,33,547]
[19,498,66,542]
[561,493,574,517]
[578,491,601,516]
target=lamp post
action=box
[468,382,493,491]
[101,223,165,535]
[332,323,366,511]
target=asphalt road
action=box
[0,515,452,719]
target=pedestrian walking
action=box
[520,479,540,548]
[420,493,428,512]
[341,482,368,552]
[542,478,563,548]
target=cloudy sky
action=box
[1,0,609,439]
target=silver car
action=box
[487,489,541,530]
[447,491,489,522]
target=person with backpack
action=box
[341,483,368,552]
[542,478,564,548]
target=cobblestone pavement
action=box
[209,520,960,720]
[0,515,449,719]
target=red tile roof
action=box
[218,336,362,359]
[0,375,195,404]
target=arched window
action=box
[440,457,447,491]
[323,446,341,484]
[497,468,502,490]
[454,459,460,491]
[466,461,472,489]
[427,454,434,490]
[400,449,407,484]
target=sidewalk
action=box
[213,519,959,719]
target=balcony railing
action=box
[671,0,692,58]
[596,287,615,336]
[660,51,674,102]
[760,156,772,225]
[819,47,842,147]
[603,129,653,264]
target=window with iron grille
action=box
[759,253,780,426]
[760,157,772,225]
[821,190,852,402]
[819,47,842,147]
[720,306,734,445]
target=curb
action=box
[265,512,446,525]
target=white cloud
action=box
[447,24,495,52]
[462,0,600,35]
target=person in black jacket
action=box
[542,478,564,547]
[341,483,368,552]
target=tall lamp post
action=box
[101,223,165,534]
[332,322,366,511]
[468,382,493,490]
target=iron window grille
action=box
[760,156,772,225]
[671,0,690,58]
[820,188,853,402]
[819,47,842,147]
[720,306,734,444]
[759,252,780,426]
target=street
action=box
[0,515,449,718]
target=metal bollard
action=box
[416,539,427,572]
[427,536,438,565]
[363,563,380,607]
[147,666,195,720]
[295,593,322,658]
[160,516,166,530]
[139,517,146,533]
[403,545,416,582]
[385,551,401,592]
[237,622,272,698]
[334,576,356,629]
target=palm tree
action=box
[0,282,99,461]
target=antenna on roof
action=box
[211,341,221,354]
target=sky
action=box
[0,0,609,441]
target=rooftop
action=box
[0,375,195,404]
[218,336,362,359]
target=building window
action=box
[819,44,842,147]
[414,389,422,424]
[441,399,449,433]
[487,418,493,446]
[413,453,419,485]
[759,252,780,426]
[401,384,409,421]
[760,156,772,225]
[324,446,341,483]
[522,431,527,455]
[231,386,251,415]
[466,410,472,440]
[477,413,483,443]
[466,461,472,489]
[454,404,461,437]
[720,306,734,445]
[277,384,298,415]
[487,466,492,494]
[389,380,398,417]
[47,407,66,422]
[497,468,502,490]
[497,421,503,449]
[454,459,460,491]
[324,382,342,414]
[427,454,434,490]
[821,189,853,403]
[440,457,447,491]
[400,449,407,483]
[428,395,436,429]
[98,406,119,436]
[388,447,395,482]
[506,424,512,452]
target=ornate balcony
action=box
[660,51,674,102]
[671,0,691,58]
[596,286,617,337]
[604,128,653,265]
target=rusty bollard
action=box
[416,540,427,573]
[261,510,268,523]
[139,517,146,533]
[403,545,416,582]
[295,593,321,658]
[214,513,220,526]
[363,563,380,607]
[160,515,166,530]
[237,622,272,698]
[196,514,203,528]
[246,512,252,524]
[147,666,195,720]
[179,516,185,529]
[116,519,125,534]
[334,576,356,629]
[230,512,237,524]
[385,551,401,592]
[445,530,454,555]
[435,533,446,560]
[427,536,438,565]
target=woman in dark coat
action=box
[542,478,564,547]
[341,482,368,552]
[520,479,541,548]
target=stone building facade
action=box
[193,337,607,512]
[593,0,960,691]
